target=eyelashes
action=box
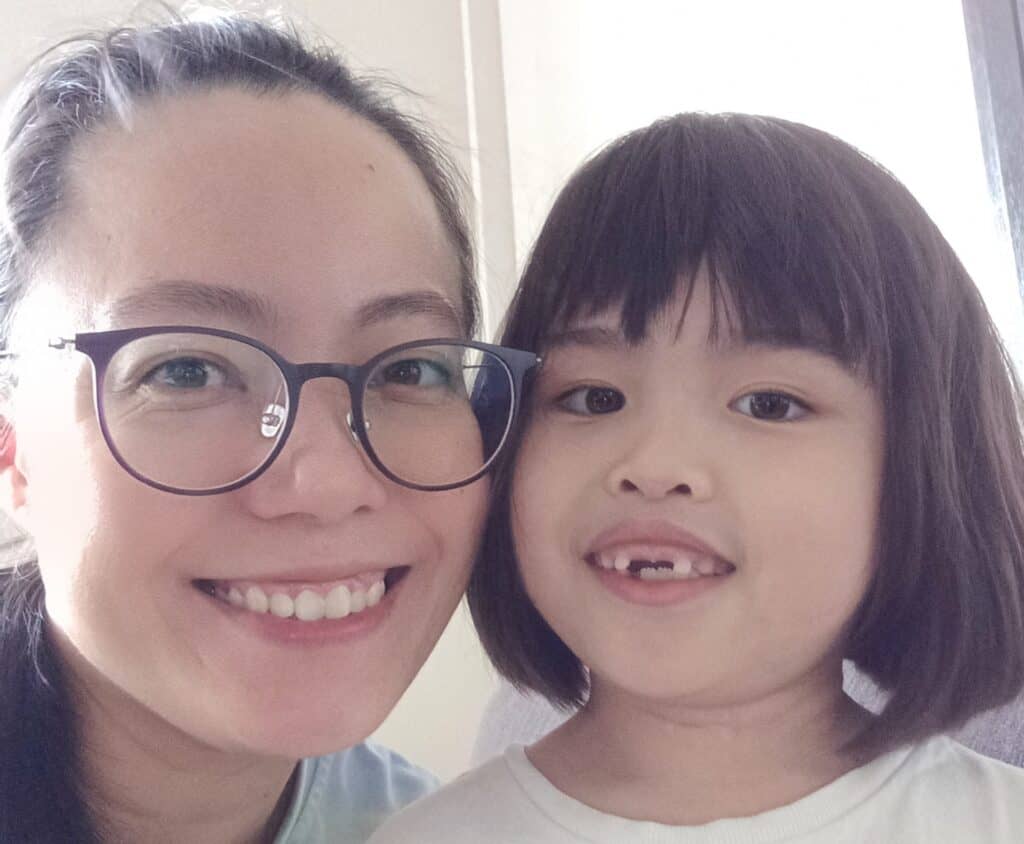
[555,385,625,415]
[729,391,810,422]
[551,384,811,422]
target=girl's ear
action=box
[0,420,29,515]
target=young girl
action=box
[0,9,536,843]
[370,113,1024,841]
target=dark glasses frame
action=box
[44,325,541,495]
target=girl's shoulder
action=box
[838,735,1024,842]
[895,734,1024,803]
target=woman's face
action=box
[3,89,486,757]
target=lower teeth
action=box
[636,567,694,581]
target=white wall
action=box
[496,0,1024,361]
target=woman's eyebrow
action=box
[108,279,278,327]
[353,290,464,334]
[107,283,464,335]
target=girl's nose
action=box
[604,432,715,502]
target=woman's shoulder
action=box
[275,742,440,844]
[323,741,441,800]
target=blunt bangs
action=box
[504,113,924,382]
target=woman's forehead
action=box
[50,88,461,333]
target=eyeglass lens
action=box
[97,333,514,492]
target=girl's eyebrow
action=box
[717,335,844,363]
[540,324,850,372]
[540,325,623,351]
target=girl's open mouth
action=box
[585,549,735,580]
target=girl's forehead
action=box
[541,274,863,379]
[547,273,735,347]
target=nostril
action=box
[618,478,693,496]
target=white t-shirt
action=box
[368,737,1024,843]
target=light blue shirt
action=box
[274,742,438,843]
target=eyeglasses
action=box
[24,326,540,495]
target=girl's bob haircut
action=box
[468,112,1024,756]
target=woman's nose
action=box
[238,380,389,522]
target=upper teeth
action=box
[592,549,730,579]
[223,580,386,621]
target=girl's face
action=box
[512,276,884,706]
[3,89,486,757]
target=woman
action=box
[0,10,536,843]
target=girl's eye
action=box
[732,391,808,421]
[557,385,626,415]
[377,358,452,388]
[142,357,228,390]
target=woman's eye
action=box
[379,358,452,388]
[732,391,808,421]
[142,357,227,390]
[556,385,625,415]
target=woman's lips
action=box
[194,566,409,622]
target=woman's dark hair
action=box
[468,112,1024,758]
[0,10,476,842]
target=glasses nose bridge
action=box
[290,361,364,447]
[293,361,360,395]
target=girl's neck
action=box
[527,663,874,826]
[60,632,297,844]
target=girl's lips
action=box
[588,559,732,607]
[584,519,735,569]
[586,548,735,578]
[580,522,736,607]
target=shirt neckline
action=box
[502,738,931,843]
[272,756,324,843]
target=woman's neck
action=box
[527,663,874,826]
[61,635,297,844]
